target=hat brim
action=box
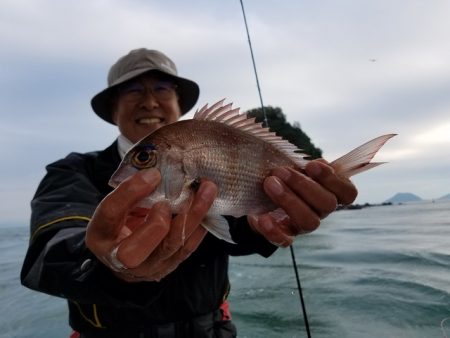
[91,69,199,125]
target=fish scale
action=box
[179,119,291,215]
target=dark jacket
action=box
[21,141,276,335]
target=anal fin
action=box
[201,215,236,244]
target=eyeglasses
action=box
[118,79,177,102]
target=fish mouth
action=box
[108,165,139,188]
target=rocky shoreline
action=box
[336,202,393,210]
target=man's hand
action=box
[248,160,358,247]
[85,168,217,282]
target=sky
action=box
[1,0,450,223]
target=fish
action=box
[109,99,396,243]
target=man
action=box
[21,48,357,337]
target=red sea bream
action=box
[109,100,395,242]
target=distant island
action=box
[384,192,450,203]
[384,192,422,203]
[438,193,450,200]
[337,192,450,210]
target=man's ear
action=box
[111,110,118,124]
[111,98,119,124]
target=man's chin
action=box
[132,124,161,141]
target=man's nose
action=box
[139,89,159,109]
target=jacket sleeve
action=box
[225,216,278,258]
[20,153,166,307]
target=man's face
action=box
[112,75,182,143]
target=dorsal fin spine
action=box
[207,103,233,120]
[216,107,240,122]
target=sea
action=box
[1,200,449,338]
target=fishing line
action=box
[442,316,450,338]
[238,1,312,337]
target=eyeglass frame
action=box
[115,76,179,103]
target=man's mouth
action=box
[136,117,164,125]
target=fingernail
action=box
[141,168,160,183]
[265,176,284,196]
[198,182,217,200]
[259,216,274,232]
[248,214,259,227]
[305,162,322,177]
[273,167,291,181]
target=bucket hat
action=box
[91,48,200,124]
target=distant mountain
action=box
[438,193,450,200]
[384,192,422,204]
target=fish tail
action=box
[330,134,396,178]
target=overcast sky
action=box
[1,0,449,223]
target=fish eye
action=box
[131,149,157,169]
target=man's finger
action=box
[305,161,358,205]
[144,181,217,265]
[271,167,338,218]
[183,181,218,232]
[169,180,217,245]
[89,169,161,239]
[149,226,208,280]
[248,214,294,247]
[263,175,321,233]
[106,169,161,217]
[116,201,171,268]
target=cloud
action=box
[413,122,450,146]
[1,0,450,221]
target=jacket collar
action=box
[93,140,122,195]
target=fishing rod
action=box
[238,1,312,337]
[239,0,268,128]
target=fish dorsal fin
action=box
[194,99,309,166]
